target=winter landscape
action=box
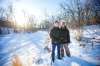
[0,0,100,66]
[0,24,100,66]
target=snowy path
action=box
[0,31,51,66]
[0,31,99,66]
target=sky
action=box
[0,0,86,25]
[0,0,64,20]
[14,0,63,16]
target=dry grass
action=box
[12,55,23,66]
[74,29,83,41]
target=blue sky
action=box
[0,0,86,24]
[0,0,65,25]
[0,0,64,18]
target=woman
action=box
[59,21,71,58]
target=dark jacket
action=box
[59,26,70,44]
[50,26,70,44]
[50,27,61,44]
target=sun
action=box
[17,21,26,28]
[15,18,26,28]
[14,11,27,27]
[13,2,45,28]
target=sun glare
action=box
[14,11,27,27]
[12,1,47,28]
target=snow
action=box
[0,31,51,66]
[0,25,100,66]
[77,25,100,65]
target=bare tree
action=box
[84,0,95,24]
[22,10,37,32]
[60,0,85,40]
[60,0,83,27]
[0,7,6,20]
[27,15,35,31]
[59,0,95,41]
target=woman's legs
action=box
[60,45,64,58]
[64,44,71,57]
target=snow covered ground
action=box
[0,31,52,66]
[0,25,100,66]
